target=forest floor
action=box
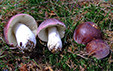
[0,0,113,71]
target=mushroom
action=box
[73,22,101,45]
[37,18,66,53]
[4,14,38,52]
[86,39,110,59]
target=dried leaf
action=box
[19,63,27,71]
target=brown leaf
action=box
[19,63,27,71]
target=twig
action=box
[76,54,88,60]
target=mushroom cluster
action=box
[73,22,110,59]
[4,15,66,53]
[3,14,110,58]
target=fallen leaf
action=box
[19,63,27,71]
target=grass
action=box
[0,0,113,71]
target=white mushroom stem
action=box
[47,26,62,53]
[13,23,36,52]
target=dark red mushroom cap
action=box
[86,39,110,59]
[73,22,101,45]
[4,14,38,46]
[37,18,66,42]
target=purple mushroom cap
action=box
[86,39,110,59]
[73,22,101,45]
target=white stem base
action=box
[13,23,36,52]
[47,26,62,53]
